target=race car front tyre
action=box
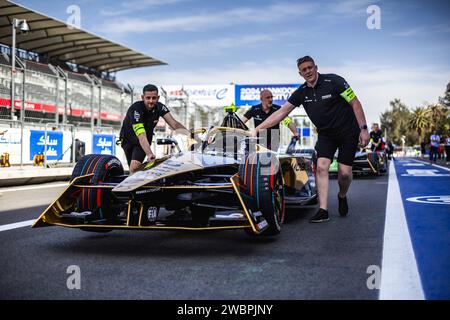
[239,152,285,236]
[71,154,98,181]
[71,154,124,223]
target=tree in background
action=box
[408,107,432,142]
[380,99,414,145]
[438,82,450,134]
[380,83,450,146]
[439,82,450,109]
[428,103,446,131]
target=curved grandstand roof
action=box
[0,0,166,72]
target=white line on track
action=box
[379,161,425,300]
[0,219,35,232]
[412,159,450,172]
[0,183,68,193]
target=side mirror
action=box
[156,138,178,146]
[156,138,181,155]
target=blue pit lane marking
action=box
[394,158,450,299]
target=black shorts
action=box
[122,143,146,166]
[315,130,360,166]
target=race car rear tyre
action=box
[239,152,285,236]
[71,154,124,222]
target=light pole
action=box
[10,18,30,120]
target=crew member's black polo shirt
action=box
[120,101,170,146]
[370,129,383,150]
[370,130,383,144]
[288,73,359,136]
[243,104,281,130]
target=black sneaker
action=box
[309,208,329,223]
[338,194,348,216]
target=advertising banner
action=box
[161,85,234,107]
[92,134,115,155]
[30,130,63,160]
[302,128,311,137]
[235,84,300,106]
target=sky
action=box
[13,0,450,125]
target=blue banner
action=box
[235,84,300,106]
[30,130,63,160]
[92,134,115,155]
[302,128,311,137]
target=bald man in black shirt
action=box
[242,89,299,151]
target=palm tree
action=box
[428,103,445,130]
[408,107,432,140]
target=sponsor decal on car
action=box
[256,219,268,231]
[250,210,262,219]
[135,188,161,195]
[107,158,121,167]
[147,207,158,221]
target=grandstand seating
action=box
[25,61,56,76]
[0,55,127,125]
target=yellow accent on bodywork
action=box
[340,87,356,103]
[282,116,292,127]
[230,174,260,234]
[132,123,146,136]
[144,161,155,169]
[224,104,238,113]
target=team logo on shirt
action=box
[134,111,140,122]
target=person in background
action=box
[242,89,299,151]
[429,130,440,164]
[369,123,384,151]
[386,140,395,160]
[444,135,450,165]
[420,140,427,160]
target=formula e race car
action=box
[33,111,317,237]
[329,148,388,176]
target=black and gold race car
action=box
[33,111,317,237]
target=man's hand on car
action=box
[147,152,156,162]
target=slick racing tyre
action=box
[238,152,285,236]
[71,154,124,222]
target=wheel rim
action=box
[273,171,285,226]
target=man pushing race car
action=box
[119,84,189,174]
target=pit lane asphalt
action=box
[0,174,388,299]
